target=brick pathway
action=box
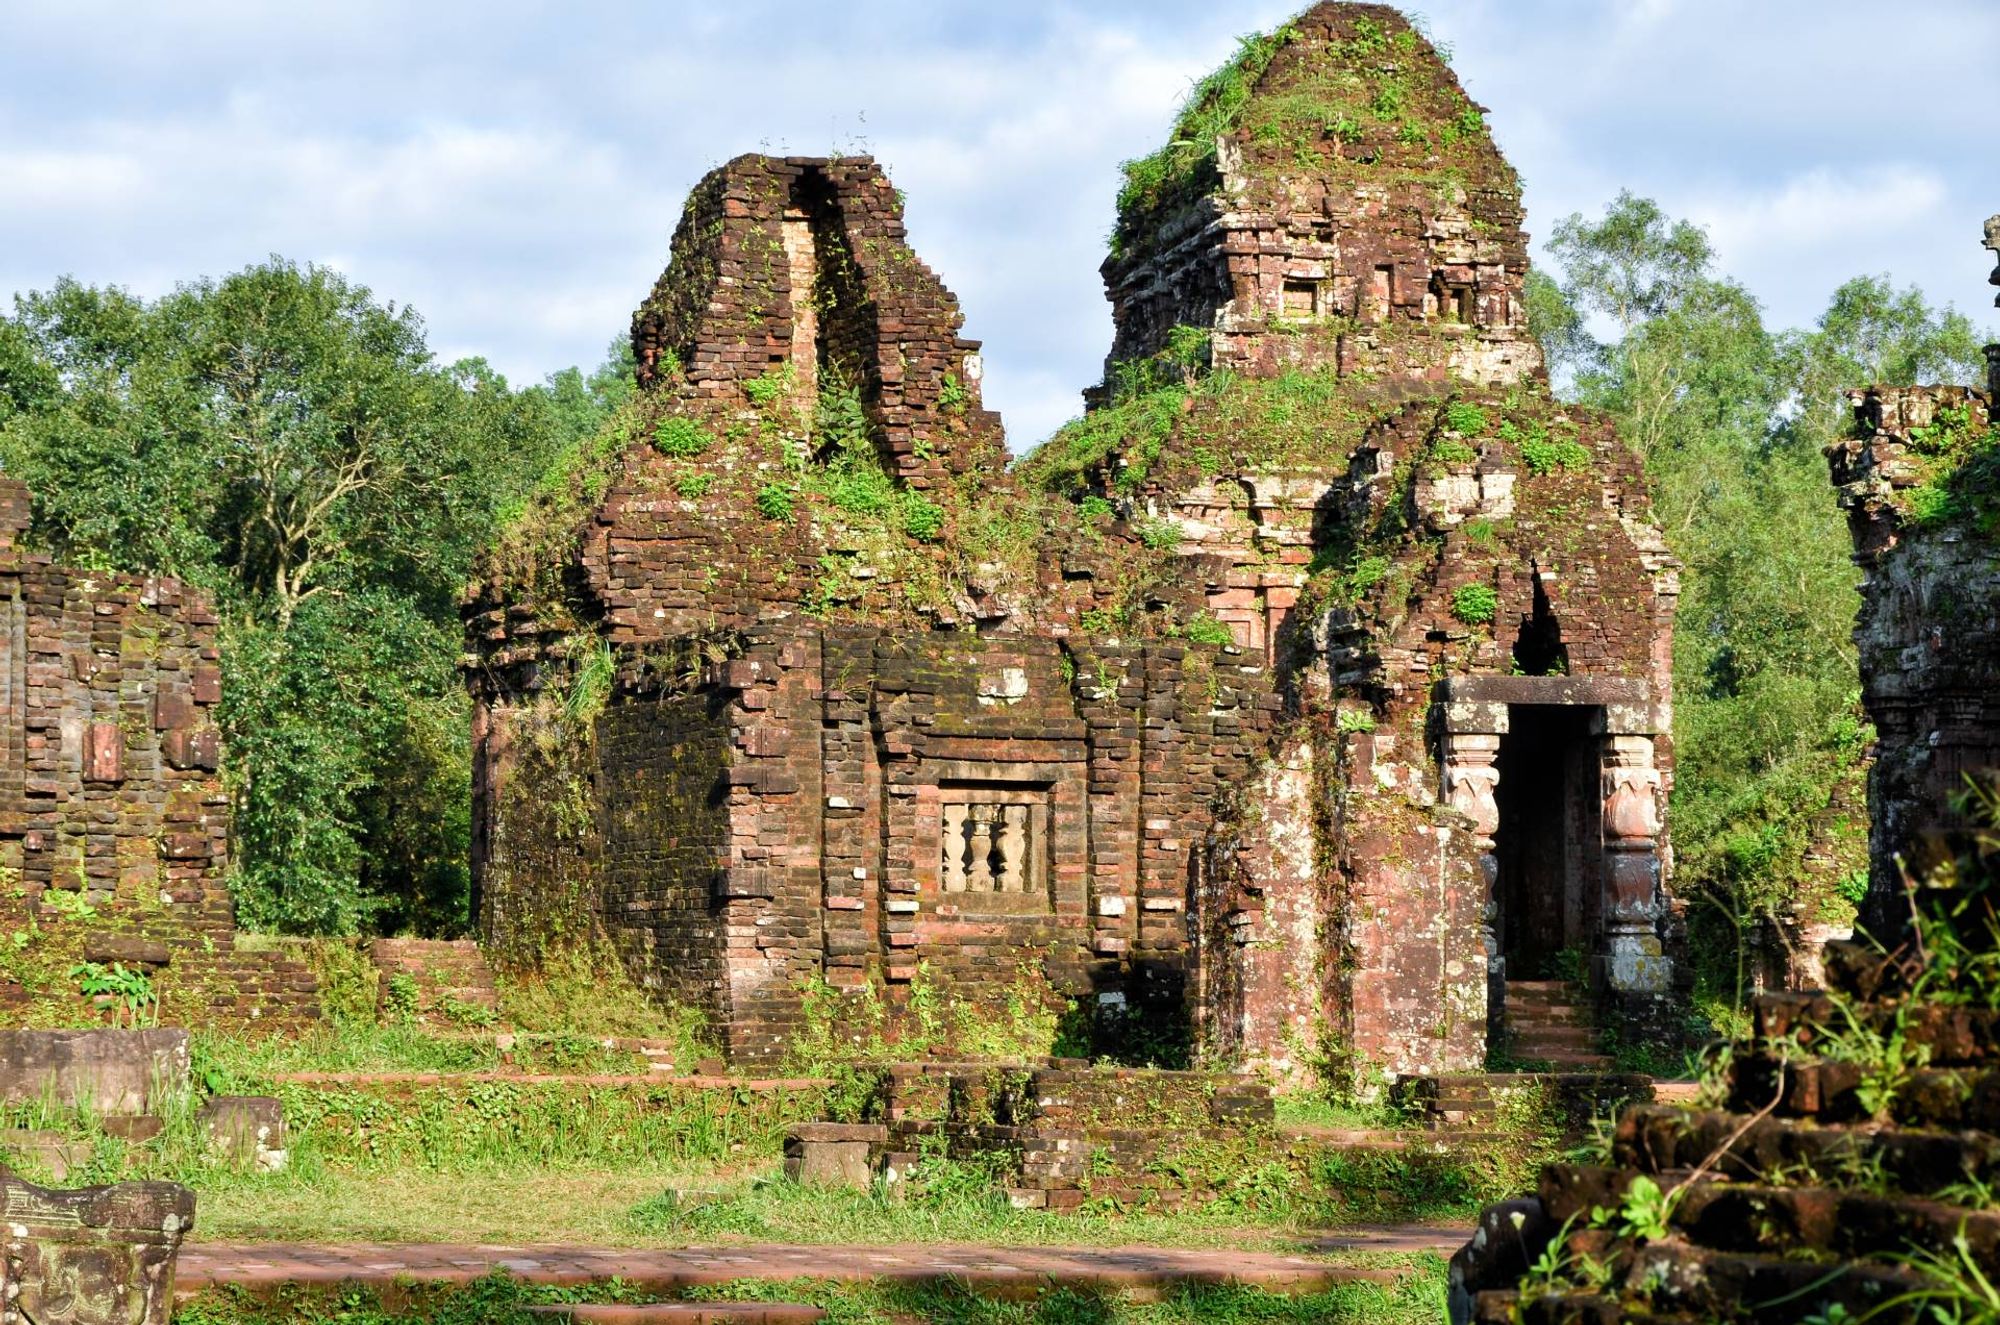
[176,1230,1461,1301]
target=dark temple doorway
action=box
[1493,704,1603,980]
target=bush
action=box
[1519,433,1592,476]
[1452,583,1498,625]
[900,494,944,542]
[1183,613,1235,646]
[653,417,712,457]
[755,483,795,522]
[1444,402,1488,435]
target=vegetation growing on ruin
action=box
[1112,8,1505,258]
[1902,400,2000,532]
[175,1267,1451,1325]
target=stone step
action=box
[1506,1024,1601,1047]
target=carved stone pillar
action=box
[997,805,1028,893]
[1443,730,1504,1038]
[1601,734,1668,993]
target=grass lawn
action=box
[188,1158,1468,1251]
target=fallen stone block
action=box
[0,1028,190,1114]
[0,1128,92,1184]
[196,1095,287,1171]
[782,1123,885,1188]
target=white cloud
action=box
[1690,166,1949,267]
[0,0,1991,454]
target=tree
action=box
[1535,196,1980,1013]
[0,259,618,934]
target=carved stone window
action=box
[940,785,1048,898]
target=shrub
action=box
[1520,433,1592,476]
[1136,517,1182,550]
[1183,613,1235,646]
[1452,583,1499,625]
[755,483,795,522]
[1337,709,1377,734]
[900,494,944,542]
[675,473,713,499]
[743,368,790,408]
[1444,401,1488,435]
[653,417,712,458]
[1433,438,1478,467]
[828,467,894,516]
[1339,554,1392,601]
[1079,495,1115,520]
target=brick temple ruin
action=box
[1829,214,2000,933]
[1448,215,2000,1325]
[0,476,316,1027]
[464,1,1685,1080]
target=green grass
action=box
[174,1266,1450,1325]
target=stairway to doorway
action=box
[1501,979,1612,1069]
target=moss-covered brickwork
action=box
[465,3,1683,1079]
[0,477,318,1033]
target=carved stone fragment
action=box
[0,1174,194,1325]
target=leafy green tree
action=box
[1537,196,1982,1012]
[0,259,613,934]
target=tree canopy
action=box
[1535,194,1987,1013]
[0,259,625,934]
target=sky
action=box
[2,1,1995,447]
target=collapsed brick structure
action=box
[1447,215,2000,1325]
[466,3,1683,1075]
[1827,215,2000,937]
[785,1061,1275,1210]
[0,478,316,1028]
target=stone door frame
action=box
[1433,676,1669,1041]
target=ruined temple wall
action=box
[630,154,1004,492]
[597,691,735,1021]
[1829,382,2000,933]
[518,620,1282,1063]
[472,698,601,970]
[0,477,316,1029]
[1338,795,1488,1076]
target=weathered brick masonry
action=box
[468,3,1684,1077]
[0,477,317,1029]
[1826,214,2000,937]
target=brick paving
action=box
[176,1230,1460,1302]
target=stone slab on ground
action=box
[176,1238,1444,1303]
[0,1028,190,1113]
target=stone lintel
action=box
[1434,676,1659,735]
